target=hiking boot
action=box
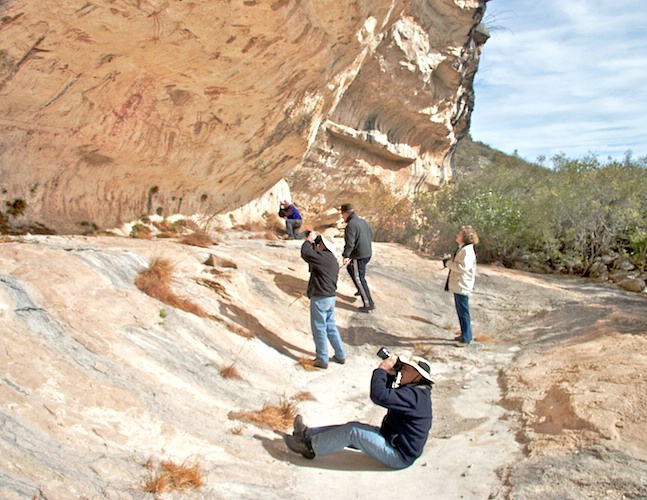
[358,305,375,313]
[313,359,328,369]
[455,342,470,348]
[454,335,462,341]
[284,434,315,459]
[331,355,346,365]
[293,414,308,441]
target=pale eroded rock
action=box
[0,0,488,234]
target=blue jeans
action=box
[346,257,374,307]
[454,293,472,343]
[310,296,345,363]
[309,422,408,469]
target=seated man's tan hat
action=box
[399,356,434,384]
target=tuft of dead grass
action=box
[293,391,316,402]
[220,363,242,380]
[412,342,437,360]
[474,334,495,343]
[297,357,317,371]
[142,459,202,495]
[130,223,153,239]
[231,424,244,435]
[135,258,208,317]
[229,397,298,431]
[181,230,213,248]
[233,221,266,232]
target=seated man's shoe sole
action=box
[284,435,315,459]
[293,414,308,441]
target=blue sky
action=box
[469,0,647,163]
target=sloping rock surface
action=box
[0,233,645,499]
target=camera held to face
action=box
[376,347,404,371]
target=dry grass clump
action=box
[267,215,285,233]
[234,221,266,232]
[229,397,298,431]
[143,459,202,495]
[174,217,200,232]
[152,218,200,238]
[135,258,207,317]
[474,334,495,343]
[297,357,317,371]
[181,230,213,248]
[130,223,153,239]
[412,342,436,360]
[220,363,242,380]
[293,391,316,402]
[231,424,244,435]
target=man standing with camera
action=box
[300,231,346,369]
[283,351,433,469]
[340,203,375,313]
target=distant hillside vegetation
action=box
[452,134,533,178]
[365,135,646,293]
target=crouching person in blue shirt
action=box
[283,354,433,469]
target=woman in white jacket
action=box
[446,226,479,347]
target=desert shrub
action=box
[220,363,242,379]
[5,198,26,217]
[364,186,416,245]
[229,397,298,431]
[135,258,207,316]
[153,219,181,236]
[297,357,317,371]
[0,198,28,234]
[143,459,202,495]
[130,223,153,239]
[174,217,199,232]
[414,151,647,274]
[180,230,212,248]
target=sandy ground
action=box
[0,233,645,499]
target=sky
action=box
[469,0,647,164]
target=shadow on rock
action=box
[255,434,392,471]
[339,325,431,348]
[220,303,311,361]
[265,270,308,299]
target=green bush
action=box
[411,151,647,275]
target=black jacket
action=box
[301,241,339,298]
[370,369,433,466]
[342,213,373,260]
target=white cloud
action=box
[470,0,647,161]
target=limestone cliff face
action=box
[290,2,488,219]
[0,0,488,234]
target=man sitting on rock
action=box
[283,353,433,469]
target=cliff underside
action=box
[0,0,487,234]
